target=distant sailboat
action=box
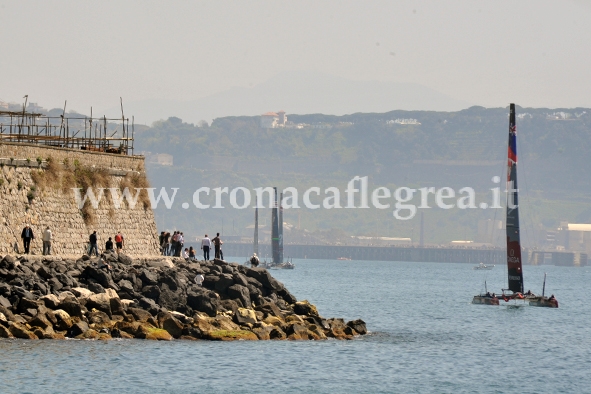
[472,104,557,308]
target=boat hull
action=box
[529,298,559,308]
[472,296,499,305]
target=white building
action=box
[260,110,287,128]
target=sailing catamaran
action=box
[472,104,558,308]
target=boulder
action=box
[71,287,94,298]
[0,324,13,338]
[69,320,90,337]
[28,314,52,330]
[226,284,251,309]
[88,310,113,330]
[110,297,126,316]
[58,297,84,319]
[40,294,60,309]
[285,323,309,340]
[187,289,220,317]
[346,319,367,335]
[245,268,283,291]
[118,253,133,266]
[9,322,38,339]
[159,313,184,338]
[233,307,257,325]
[146,259,174,269]
[140,270,159,286]
[255,303,284,319]
[141,285,161,301]
[87,281,106,294]
[85,293,112,317]
[269,327,287,340]
[0,295,12,309]
[214,273,234,292]
[129,308,152,322]
[293,300,319,317]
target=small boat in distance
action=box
[337,257,351,261]
[473,262,494,270]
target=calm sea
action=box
[1,259,590,393]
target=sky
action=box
[1,0,591,123]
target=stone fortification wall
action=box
[0,143,159,256]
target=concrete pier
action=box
[223,243,587,266]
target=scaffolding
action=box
[0,105,135,155]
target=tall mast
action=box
[279,192,284,265]
[254,197,259,255]
[506,103,524,293]
[271,187,280,265]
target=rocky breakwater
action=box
[0,253,366,341]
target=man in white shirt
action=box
[42,226,52,255]
[201,234,211,261]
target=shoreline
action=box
[0,252,366,341]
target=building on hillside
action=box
[143,152,173,166]
[556,223,591,254]
[261,110,287,128]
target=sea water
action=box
[1,260,590,393]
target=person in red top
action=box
[115,231,124,254]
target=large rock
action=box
[346,319,367,335]
[255,303,284,319]
[226,284,251,309]
[83,266,119,291]
[187,288,219,317]
[234,307,257,325]
[0,324,13,338]
[159,313,184,338]
[293,300,319,317]
[85,293,112,317]
[140,270,159,286]
[58,297,84,319]
[71,287,94,298]
[0,295,12,309]
[245,268,284,291]
[9,322,38,339]
[214,273,234,293]
[69,320,90,337]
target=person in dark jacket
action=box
[105,237,114,252]
[89,231,99,256]
[21,225,34,254]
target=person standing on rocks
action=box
[250,253,260,267]
[115,231,124,254]
[89,231,99,256]
[20,224,34,254]
[201,234,211,261]
[212,233,223,259]
[42,226,52,256]
[176,232,185,257]
[171,231,179,256]
[163,232,171,256]
[105,237,114,252]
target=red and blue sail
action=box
[506,104,524,294]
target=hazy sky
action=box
[1,0,590,119]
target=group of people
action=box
[19,225,124,256]
[159,231,225,262]
[159,231,187,257]
[88,231,125,256]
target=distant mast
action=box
[272,187,280,265]
[279,192,284,264]
[254,197,259,256]
[506,103,524,293]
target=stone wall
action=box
[0,143,160,256]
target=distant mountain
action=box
[105,71,471,125]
